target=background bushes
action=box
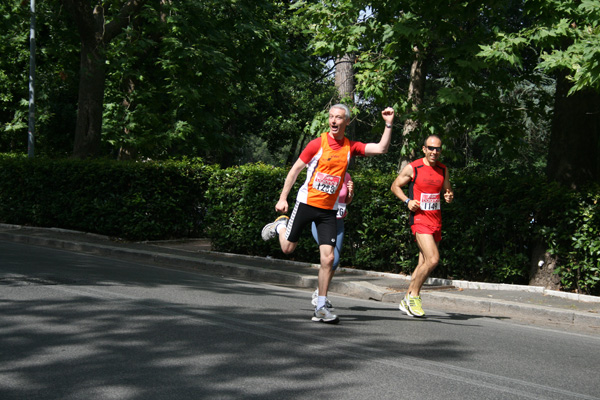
[203,163,317,262]
[0,155,598,294]
[0,155,213,240]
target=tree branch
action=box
[105,0,147,42]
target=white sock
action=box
[276,223,286,234]
[317,296,327,309]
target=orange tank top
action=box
[296,133,351,210]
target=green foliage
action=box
[0,0,330,164]
[199,163,600,295]
[0,0,570,181]
[0,155,213,240]
[345,169,414,272]
[100,0,330,165]
[292,0,555,174]
[0,1,29,152]
[537,183,600,295]
[203,163,316,260]
[0,1,79,156]
[479,0,600,95]
[442,167,535,283]
[194,159,600,296]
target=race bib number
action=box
[312,172,341,195]
[337,203,347,219]
[420,193,440,211]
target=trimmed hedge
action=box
[0,155,598,294]
[203,163,317,262]
[0,155,214,240]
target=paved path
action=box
[1,224,599,333]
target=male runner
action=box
[391,134,453,317]
[261,104,395,323]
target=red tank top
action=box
[408,158,446,228]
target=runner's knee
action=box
[427,254,440,268]
[281,241,296,254]
[321,252,334,266]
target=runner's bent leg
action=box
[279,231,297,254]
[280,202,305,254]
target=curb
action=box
[429,277,600,304]
[423,291,600,328]
[1,229,600,329]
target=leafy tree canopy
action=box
[479,0,600,95]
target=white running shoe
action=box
[312,306,339,324]
[261,215,289,241]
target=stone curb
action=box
[423,291,600,328]
[1,230,600,329]
[421,278,600,304]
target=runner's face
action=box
[329,108,349,138]
[422,137,442,164]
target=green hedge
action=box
[203,163,317,262]
[0,155,598,294]
[440,168,536,284]
[0,155,213,240]
[535,182,600,294]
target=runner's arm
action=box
[443,168,454,203]
[391,165,413,202]
[275,158,306,214]
[391,164,419,211]
[364,107,395,156]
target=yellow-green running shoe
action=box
[399,294,425,317]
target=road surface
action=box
[1,241,599,399]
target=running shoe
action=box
[261,215,289,241]
[399,294,425,317]
[312,306,339,324]
[311,289,334,310]
[398,297,413,316]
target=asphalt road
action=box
[1,241,599,400]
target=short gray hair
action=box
[330,104,351,121]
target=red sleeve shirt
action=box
[300,134,366,163]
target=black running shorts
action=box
[285,202,337,246]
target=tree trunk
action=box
[335,54,355,102]
[397,45,426,173]
[117,77,137,161]
[529,239,561,290]
[334,54,356,142]
[63,0,147,159]
[546,71,600,189]
[72,40,107,158]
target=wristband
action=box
[405,198,411,206]
[385,123,392,129]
